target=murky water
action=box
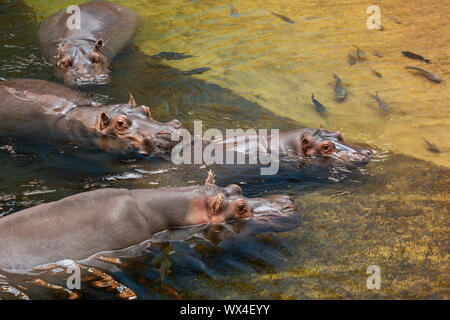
[0,0,448,299]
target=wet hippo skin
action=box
[0,177,297,271]
[0,78,183,158]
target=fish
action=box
[230,4,240,17]
[271,12,295,24]
[181,67,211,76]
[332,74,347,101]
[390,16,402,24]
[311,93,328,114]
[401,51,431,64]
[374,22,384,30]
[371,68,383,78]
[353,45,366,60]
[151,52,195,60]
[369,91,389,111]
[374,51,383,58]
[424,140,440,153]
[348,53,356,65]
[404,66,441,83]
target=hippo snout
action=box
[249,195,298,217]
[360,149,373,160]
[155,119,185,141]
[167,119,183,130]
[65,70,110,87]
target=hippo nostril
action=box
[170,119,182,129]
[363,150,373,158]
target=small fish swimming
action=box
[332,74,347,101]
[271,12,295,24]
[347,53,356,65]
[374,22,384,30]
[230,5,240,17]
[311,93,328,114]
[390,16,402,24]
[404,66,441,83]
[371,68,382,78]
[151,52,195,60]
[401,51,431,64]
[424,140,440,153]
[181,67,211,76]
[353,45,366,60]
[373,51,383,58]
[370,91,389,111]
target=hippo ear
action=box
[95,111,110,132]
[141,105,152,119]
[128,93,137,107]
[208,193,224,214]
[205,169,215,185]
[95,39,104,51]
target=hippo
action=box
[277,128,372,167]
[0,78,182,158]
[174,127,372,172]
[0,173,298,271]
[38,1,139,86]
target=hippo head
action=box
[282,128,372,168]
[147,173,300,244]
[180,172,298,226]
[56,39,109,86]
[94,95,184,157]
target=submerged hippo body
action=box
[38,1,139,86]
[182,127,372,170]
[0,179,297,271]
[0,78,182,157]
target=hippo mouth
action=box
[68,74,110,87]
[152,134,179,157]
[134,130,182,158]
[245,196,300,233]
[330,142,372,167]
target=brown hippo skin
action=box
[0,178,297,271]
[0,78,182,157]
[38,1,139,86]
[202,128,373,169]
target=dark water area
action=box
[0,0,448,299]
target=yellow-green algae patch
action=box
[26,0,449,168]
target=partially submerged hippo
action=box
[278,128,372,167]
[0,174,298,271]
[0,78,182,157]
[38,1,139,86]
[175,127,372,172]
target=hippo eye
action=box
[321,142,334,154]
[114,116,130,131]
[235,200,247,214]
